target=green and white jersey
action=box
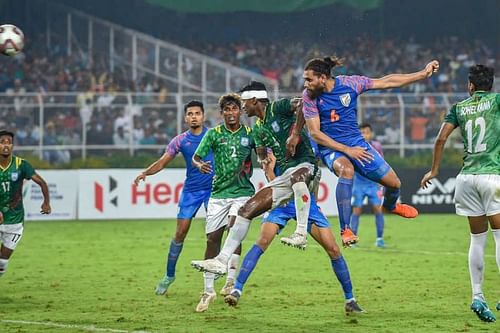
[195,124,255,199]
[0,155,35,224]
[444,91,499,175]
[253,98,315,173]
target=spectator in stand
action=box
[409,110,429,144]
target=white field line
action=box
[0,320,152,333]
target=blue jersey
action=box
[303,76,391,181]
[303,75,374,150]
[166,127,214,192]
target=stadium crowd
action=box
[0,33,495,163]
[191,36,496,93]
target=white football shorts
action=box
[454,174,500,217]
[0,223,24,250]
[205,196,251,234]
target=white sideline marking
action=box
[0,320,152,333]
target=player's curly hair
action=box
[468,65,494,91]
[218,93,242,110]
[305,56,344,77]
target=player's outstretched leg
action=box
[192,189,273,274]
[383,185,419,218]
[280,170,312,250]
[496,301,500,311]
[379,169,418,219]
[280,231,307,250]
[386,200,419,219]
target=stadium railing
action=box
[46,5,279,99]
[1,91,468,161]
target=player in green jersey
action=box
[192,81,318,275]
[0,129,51,277]
[191,93,255,312]
[420,65,499,323]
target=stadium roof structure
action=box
[146,0,382,13]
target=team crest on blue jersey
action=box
[241,137,249,147]
[11,172,19,181]
[271,121,280,132]
[340,93,351,107]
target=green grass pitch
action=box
[1,214,498,332]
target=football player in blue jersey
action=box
[224,149,364,315]
[295,56,439,247]
[350,124,386,248]
[134,100,216,296]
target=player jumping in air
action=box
[421,65,499,323]
[191,81,317,275]
[296,56,439,247]
[224,149,364,314]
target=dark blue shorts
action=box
[320,141,390,182]
[261,195,330,234]
[177,189,211,219]
[352,182,383,207]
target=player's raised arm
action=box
[370,60,439,90]
[420,122,457,189]
[134,152,175,186]
[31,173,51,214]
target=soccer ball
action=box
[0,24,24,56]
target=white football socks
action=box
[204,272,215,293]
[493,229,500,272]
[292,182,311,236]
[0,258,8,276]
[469,231,487,301]
[226,254,240,281]
[216,216,251,264]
